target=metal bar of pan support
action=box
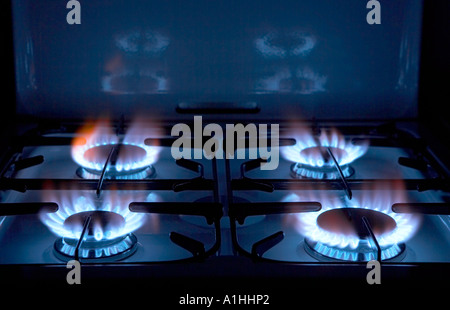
[392,203,450,215]
[13,155,44,172]
[212,157,219,203]
[129,202,222,259]
[0,178,216,192]
[230,201,321,225]
[230,178,446,192]
[0,202,59,216]
[96,146,117,198]
[251,231,285,258]
[74,215,91,262]
[362,216,382,263]
[327,147,352,200]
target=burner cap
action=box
[317,208,397,238]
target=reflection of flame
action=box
[254,30,326,95]
[255,31,316,58]
[114,29,170,55]
[71,119,161,174]
[255,67,327,95]
[40,190,160,240]
[101,68,169,94]
[102,29,170,94]
[284,181,422,250]
[281,127,368,167]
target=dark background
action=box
[5,0,426,121]
[1,0,449,132]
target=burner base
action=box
[76,165,155,180]
[304,238,406,262]
[290,163,354,179]
[54,233,138,262]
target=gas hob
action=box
[0,120,449,290]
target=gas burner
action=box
[303,208,405,262]
[40,192,148,262]
[294,204,420,262]
[54,211,138,262]
[281,128,368,179]
[290,146,355,179]
[304,235,406,262]
[75,143,156,180]
[287,185,422,262]
[71,120,160,180]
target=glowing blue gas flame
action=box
[71,120,161,174]
[284,187,421,252]
[40,191,158,241]
[255,31,317,58]
[281,127,369,167]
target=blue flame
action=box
[71,121,161,174]
[284,191,421,255]
[281,127,368,167]
[40,191,156,241]
[309,240,403,261]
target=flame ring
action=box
[295,204,419,261]
[54,233,138,262]
[73,141,159,176]
[40,195,146,241]
[280,129,369,173]
[290,162,355,179]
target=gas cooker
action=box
[3,0,450,300]
[0,119,449,290]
